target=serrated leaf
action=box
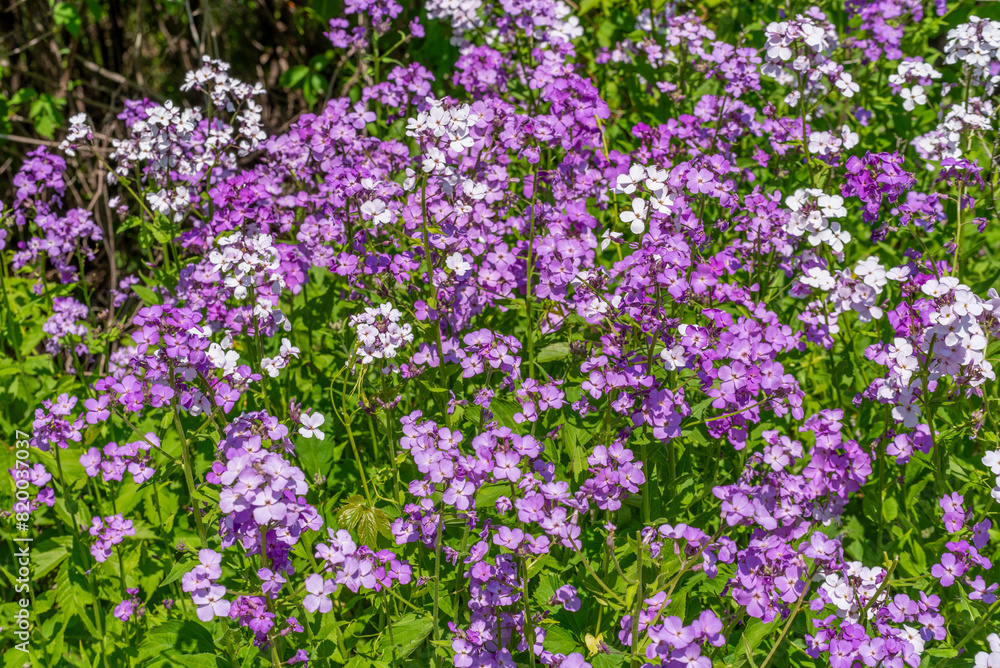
[55,561,96,635]
[337,495,391,546]
[31,537,71,579]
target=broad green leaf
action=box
[537,342,571,363]
[131,284,163,306]
[376,613,433,661]
[138,621,217,660]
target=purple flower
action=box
[303,574,337,613]
[192,585,231,621]
[968,576,998,604]
[552,585,581,612]
[492,526,524,551]
[930,553,966,587]
[84,395,110,424]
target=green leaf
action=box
[53,3,82,37]
[131,284,163,306]
[54,561,96,634]
[306,73,327,107]
[9,87,37,106]
[689,397,714,420]
[376,613,433,662]
[731,619,777,668]
[490,399,521,429]
[146,654,226,668]
[537,342,571,363]
[31,537,71,579]
[882,496,899,522]
[4,313,23,359]
[309,0,340,20]
[280,65,311,89]
[84,0,104,19]
[159,558,194,587]
[148,214,180,244]
[542,625,583,655]
[138,621,217,660]
[474,484,508,510]
[742,635,761,668]
[118,215,144,233]
[337,495,391,546]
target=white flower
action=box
[801,267,835,291]
[983,450,1000,475]
[886,266,911,281]
[208,343,240,376]
[854,257,887,289]
[349,303,414,370]
[360,199,392,226]
[953,290,984,317]
[921,278,954,297]
[446,253,472,276]
[462,180,489,201]
[261,357,282,378]
[650,190,675,213]
[841,124,859,150]
[620,198,648,235]
[299,412,325,440]
[899,626,924,655]
[448,128,474,153]
[892,397,921,428]
[422,147,447,174]
[280,338,300,358]
[901,85,927,111]
[817,194,847,218]
[836,73,860,97]
[659,345,686,370]
[644,167,669,192]
[600,229,623,251]
[808,131,835,155]
[615,164,646,194]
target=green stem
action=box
[523,163,539,372]
[170,374,209,549]
[382,591,398,668]
[431,512,444,668]
[953,182,965,281]
[522,556,536,668]
[630,531,644,668]
[576,548,627,607]
[224,630,240,668]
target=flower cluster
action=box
[113,588,144,622]
[89,514,136,562]
[311,532,412,597]
[183,549,232,622]
[349,302,415,368]
[9,3,1000,667]
[79,433,159,484]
